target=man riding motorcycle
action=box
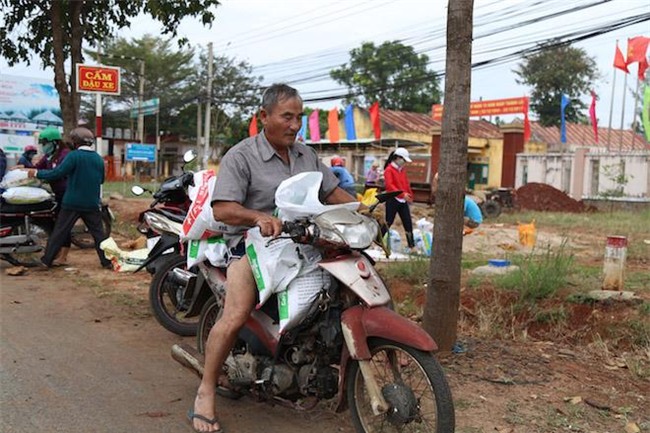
[189,83,360,432]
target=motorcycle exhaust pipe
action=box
[171,343,205,378]
[169,268,195,286]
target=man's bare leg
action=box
[192,256,256,432]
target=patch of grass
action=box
[376,256,429,285]
[504,400,526,425]
[454,398,474,411]
[496,209,650,261]
[626,270,650,292]
[112,217,141,239]
[534,306,568,325]
[639,302,650,316]
[495,242,574,301]
[103,180,160,198]
[461,252,489,270]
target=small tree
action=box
[514,41,599,126]
[330,41,441,113]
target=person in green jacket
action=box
[26,127,111,269]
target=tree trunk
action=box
[51,1,74,136]
[422,0,474,352]
[69,0,83,125]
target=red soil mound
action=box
[515,182,585,212]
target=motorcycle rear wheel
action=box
[149,253,197,336]
[346,338,455,433]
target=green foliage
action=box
[599,161,632,199]
[79,35,262,146]
[514,41,598,126]
[376,256,429,285]
[0,0,221,133]
[0,0,220,68]
[495,243,575,301]
[330,41,441,113]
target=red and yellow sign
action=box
[432,96,530,142]
[431,97,528,120]
[76,64,121,95]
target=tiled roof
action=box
[468,119,502,139]
[378,109,501,139]
[530,122,649,151]
[379,109,438,134]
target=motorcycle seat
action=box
[0,199,56,215]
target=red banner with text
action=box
[431,97,530,141]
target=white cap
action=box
[394,147,412,162]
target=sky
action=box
[2,0,649,130]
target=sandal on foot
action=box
[186,409,223,433]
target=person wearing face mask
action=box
[35,127,72,264]
[383,147,416,251]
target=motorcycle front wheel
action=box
[346,338,455,433]
[149,253,197,336]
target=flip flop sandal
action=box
[186,409,224,433]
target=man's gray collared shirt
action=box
[213,132,338,220]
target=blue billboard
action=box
[125,143,156,162]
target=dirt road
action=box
[0,256,353,433]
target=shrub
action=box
[496,242,574,301]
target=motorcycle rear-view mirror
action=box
[131,185,146,196]
[183,149,197,164]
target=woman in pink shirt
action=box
[383,147,415,250]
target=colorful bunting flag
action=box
[369,102,381,140]
[248,114,258,137]
[625,36,650,65]
[589,91,598,143]
[560,94,570,144]
[308,110,321,142]
[344,104,356,140]
[613,43,629,73]
[327,108,340,143]
[298,114,307,141]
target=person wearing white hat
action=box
[383,147,416,251]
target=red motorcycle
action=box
[172,191,455,433]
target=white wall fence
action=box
[516,149,650,199]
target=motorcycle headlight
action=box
[313,208,378,250]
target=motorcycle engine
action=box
[224,352,257,386]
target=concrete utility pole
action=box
[202,42,213,170]
[95,43,103,156]
[138,59,145,143]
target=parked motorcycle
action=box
[171,191,455,433]
[131,150,205,336]
[131,149,196,274]
[0,195,113,266]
